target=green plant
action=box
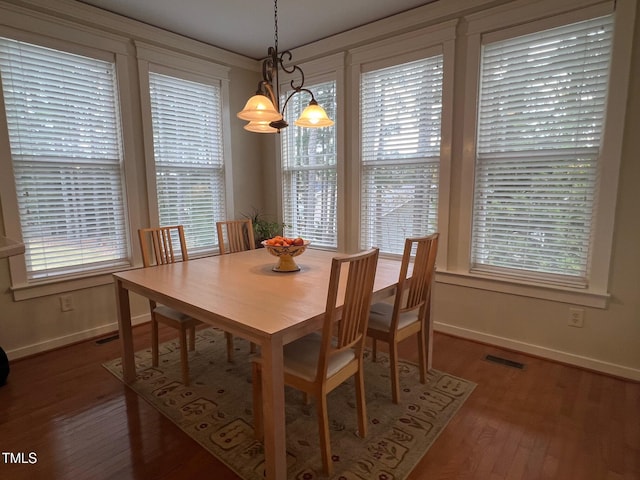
[243,208,288,247]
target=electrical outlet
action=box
[59,294,74,312]
[568,307,584,328]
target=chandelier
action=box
[237,0,334,133]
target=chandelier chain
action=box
[274,0,278,53]
[236,0,333,132]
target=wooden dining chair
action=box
[216,218,257,361]
[216,219,256,254]
[138,225,232,385]
[367,233,439,404]
[252,248,379,476]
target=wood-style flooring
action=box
[1,325,638,479]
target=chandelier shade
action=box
[294,100,334,128]
[243,120,279,133]
[237,94,282,122]
[237,0,334,133]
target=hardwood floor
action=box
[1,325,638,479]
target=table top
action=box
[114,248,401,343]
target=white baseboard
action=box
[7,317,639,382]
[435,322,640,382]
[6,313,151,361]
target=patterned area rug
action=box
[103,328,475,480]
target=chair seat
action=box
[283,332,356,382]
[368,302,419,332]
[154,305,197,324]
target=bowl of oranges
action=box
[262,236,310,272]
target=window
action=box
[0,37,128,281]
[281,80,337,248]
[148,71,226,254]
[471,15,614,287]
[360,56,443,254]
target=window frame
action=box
[280,77,338,249]
[0,25,139,300]
[359,53,444,255]
[348,22,456,262]
[448,0,635,308]
[276,53,345,251]
[136,41,233,257]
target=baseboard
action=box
[434,322,640,382]
[5,313,151,361]
[8,317,638,381]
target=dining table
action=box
[113,247,424,480]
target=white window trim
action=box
[135,41,232,259]
[453,0,636,308]
[348,21,457,263]
[275,52,346,251]
[0,25,139,301]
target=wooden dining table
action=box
[113,247,410,480]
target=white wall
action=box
[436,1,640,380]
[272,0,640,379]
[0,0,264,358]
[1,0,638,380]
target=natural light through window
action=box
[360,56,442,254]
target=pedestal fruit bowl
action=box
[262,236,310,272]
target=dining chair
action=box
[216,218,256,254]
[216,219,257,361]
[252,248,379,476]
[138,225,229,385]
[367,233,439,404]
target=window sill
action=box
[435,270,609,309]
[10,267,134,301]
[0,236,25,258]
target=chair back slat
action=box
[395,234,439,324]
[319,248,379,379]
[138,225,188,267]
[216,219,256,254]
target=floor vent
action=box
[96,334,119,345]
[485,354,525,369]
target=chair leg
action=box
[179,329,190,386]
[225,332,234,363]
[390,341,401,404]
[354,364,368,438]
[317,393,333,476]
[188,326,196,351]
[371,338,377,362]
[417,329,428,384]
[252,362,263,440]
[151,319,159,367]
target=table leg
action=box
[426,298,433,371]
[115,278,136,383]
[260,337,287,480]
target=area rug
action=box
[103,328,475,480]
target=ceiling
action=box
[76,0,437,59]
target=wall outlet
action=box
[59,294,74,312]
[568,307,584,328]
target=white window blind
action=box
[281,80,337,248]
[0,38,128,280]
[360,56,442,254]
[149,72,226,254]
[472,15,613,285]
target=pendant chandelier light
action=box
[237,0,334,133]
